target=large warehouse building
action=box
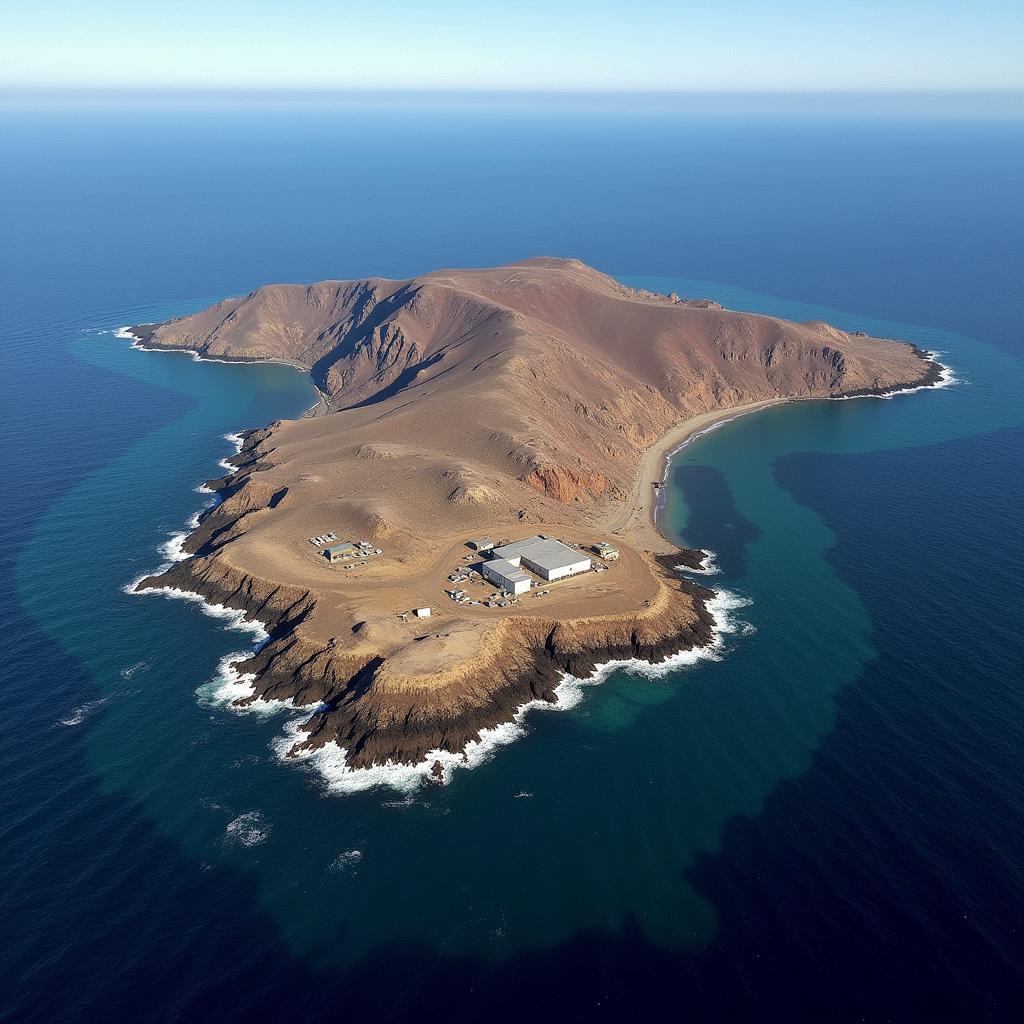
[481,558,532,595]
[490,536,592,582]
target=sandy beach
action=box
[612,398,793,552]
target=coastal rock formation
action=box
[131,258,941,776]
[524,466,611,503]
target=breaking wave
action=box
[123,426,260,634]
[159,531,190,564]
[121,328,309,372]
[834,350,958,400]
[678,549,721,576]
[218,432,244,470]
[131,584,268,641]
[195,649,297,717]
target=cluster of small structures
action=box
[308,532,338,546]
[390,535,621,624]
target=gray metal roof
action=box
[491,536,545,561]
[493,537,589,573]
[482,558,531,584]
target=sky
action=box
[0,0,1021,92]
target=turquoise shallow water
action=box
[2,100,1023,1021]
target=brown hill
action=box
[140,257,931,508]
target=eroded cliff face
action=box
[523,466,612,503]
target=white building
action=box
[481,558,532,595]
[413,607,431,618]
[490,536,592,582]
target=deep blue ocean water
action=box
[1,99,1022,1022]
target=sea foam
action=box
[159,531,190,564]
[124,431,242,589]
[124,426,279,726]
[121,329,309,372]
[218,432,245,470]
[195,649,298,717]
[677,549,721,576]
[57,698,109,728]
[223,811,269,848]
[833,350,958,400]
[134,585,269,641]
[327,849,364,874]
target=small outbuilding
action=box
[470,538,495,552]
[595,542,620,561]
[414,607,431,618]
[324,542,359,563]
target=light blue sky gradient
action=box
[1,0,1021,91]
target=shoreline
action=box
[612,398,794,552]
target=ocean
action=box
[1,97,1022,1021]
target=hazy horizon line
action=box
[5,85,1023,95]
[3,86,1022,117]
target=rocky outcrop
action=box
[448,484,497,505]
[833,343,943,397]
[523,466,610,503]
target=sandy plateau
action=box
[130,258,942,775]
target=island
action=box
[128,258,942,780]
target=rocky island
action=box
[128,258,942,783]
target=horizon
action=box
[3,87,1023,120]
